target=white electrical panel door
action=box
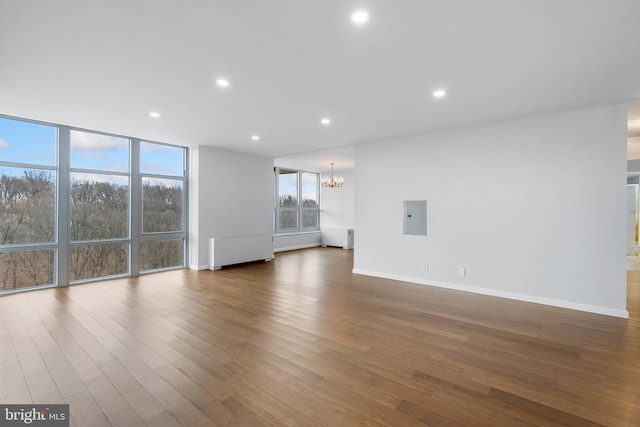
[403,200,427,235]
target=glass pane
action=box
[70,243,128,282]
[279,170,297,207]
[0,167,56,245]
[140,240,184,271]
[140,142,184,177]
[143,177,183,233]
[70,129,129,172]
[279,211,297,229]
[0,116,56,166]
[0,249,55,290]
[301,172,318,208]
[302,209,318,228]
[71,173,129,241]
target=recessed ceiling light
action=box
[321,118,331,125]
[251,135,260,141]
[216,78,230,88]
[433,89,446,98]
[350,10,370,25]
[149,111,160,118]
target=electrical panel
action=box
[403,200,427,235]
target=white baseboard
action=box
[274,243,322,253]
[189,264,209,271]
[352,269,629,319]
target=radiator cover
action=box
[322,227,354,249]
[209,234,274,270]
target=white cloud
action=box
[70,130,127,150]
[142,162,175,175]
[0,138,12,148]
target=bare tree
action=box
[1,172,183,290]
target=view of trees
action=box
[141,240,183,271]
[0,169,56,290]
[278,194,318,229]
[0,169,55,245]
[0,249,54,291]
[70,243,128,282]
[0,170,184,290]
[71,177,128,240]
[143,180,183,232]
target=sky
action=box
[0,116,184,178]
[0,116,56,166]
[1,116,317,198]
[279,171,318,202]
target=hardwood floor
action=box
[1,247,639,426]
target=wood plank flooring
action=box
[1,247,640,426]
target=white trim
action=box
[352,269,629,319]
[274,243,322,253]
[189,264,209,271]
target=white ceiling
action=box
[275,145,355,173]
[2,1,640,173]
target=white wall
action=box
[354,105,629,317]
[273,231,322,252]
[320,168,355,229]
[189,146,274,270]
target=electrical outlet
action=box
[458,267,466,277]
[423,263,429,272]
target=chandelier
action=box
[321,162,344,188]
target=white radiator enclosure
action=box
[208,234,274,270]
[322,227,354,249]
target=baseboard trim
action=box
[189,264,209,271]
[352,269,629,319]
[274,243,322,253]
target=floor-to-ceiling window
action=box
[139,141,186,271]
[0,115,188,292]
[69,129,130,282]
[0,117,57,291]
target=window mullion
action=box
[275,167,280,232]
[130,139,141,276]
[57,126,70,287]
[298,171,302,232]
